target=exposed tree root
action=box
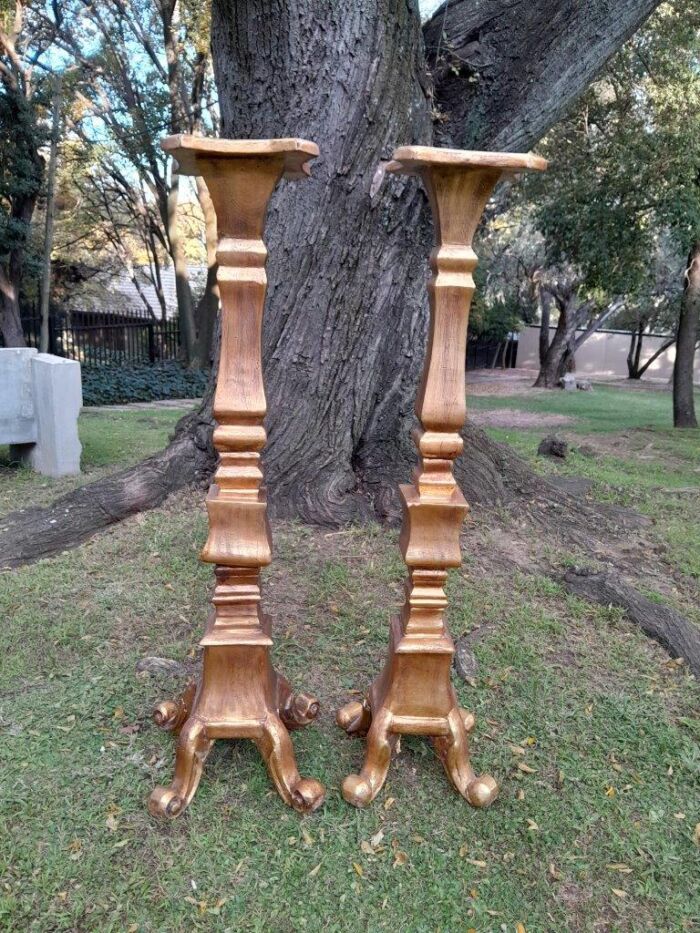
[563,567,700,676]
[0,405,215,570]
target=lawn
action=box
[0,386,698,931]
[0,406,188,514]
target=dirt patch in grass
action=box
[470,407,575,429]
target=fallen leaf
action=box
[517,762,537,774]
[526,819,539,831]
[105,814,119,832]
[605,786,617,797]
[693,823,700,846]
[360,841,374,855]
[112,839,129,850]
[370,829,385,848]
[459,844,469,857]
[464,858,487,868]
[606,863,632,873]
[308,863,321,878]
[509,744,526,756]
[301,828,314,847]
[516,789,525,801]
[393,851,408,867]
[612,888,627,898]
[548,862,561,881]
[384,797,395,811]
[516,924,526,933]
[113,707,125,720]
[352,862,364,877]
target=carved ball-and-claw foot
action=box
[148,785,185,818]
[281,691,321,730]
[466,774,499,808]
[152,681,196,733]
[289,778,326,814]
[336,699,372,736]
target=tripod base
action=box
[337,617,498,808]
[149,617,325,818]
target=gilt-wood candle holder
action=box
[337,146,547,808]
[149,135,325,818]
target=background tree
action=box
[0,1,51,347]
[48,0,219,366]
[523,4,700,411]
[470,204,545,368]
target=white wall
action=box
[516,326,700,382]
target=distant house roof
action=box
[69,265,209,320]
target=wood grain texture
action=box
[149,136,325,818]
[337,146,545,808]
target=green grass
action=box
[469,383,700,434]
[474,384,700,586]
[0,407,188,513]
[1,383,699,931]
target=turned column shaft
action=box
[199,159,284,642]
[400,166,502,639]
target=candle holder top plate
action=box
[388,145,548,175]
[161,134,319,178]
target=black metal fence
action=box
[16,311,180,366]
[467,334,518,369]
[8,311,515,371]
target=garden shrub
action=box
[82,361,209,406]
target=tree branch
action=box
[424,0,665,151]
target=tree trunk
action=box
[538,288,551,366]
[627,325,643,378]
[534,294,577,387]
[38,75,62,354]
[0,264,26,347]
[673,242,699,428]
[164,170,197,366]
[193,176,219,367]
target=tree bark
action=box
[192,176,219,367]
[38,74,62,354]
[424,0,664,152]
[538,288,551,366]
[627,325,643,379]
[0,264,27,347]
[673,242,699,428]
[533,290,579,387]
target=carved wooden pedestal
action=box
[337,146,547,808]
[149,136,325,818]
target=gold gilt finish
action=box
[337,146,547,808]
[149,135,325,818]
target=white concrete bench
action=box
[1,348,82,477]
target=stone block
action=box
[0,347,38,444]
[26,354,82,477]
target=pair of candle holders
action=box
[148,135,546,818]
